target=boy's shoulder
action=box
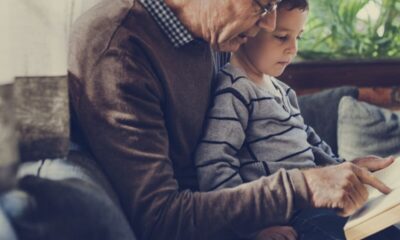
[215,64,268,100]
[217,64,252,88]
[271,77,296,97]
[271,77,291,91]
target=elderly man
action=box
[68,0,392,239]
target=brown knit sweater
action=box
[68,0,311,239]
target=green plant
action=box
[298,0,400,60]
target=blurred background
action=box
[0,0,102,85]
[299,0,400,61]
[1,0,399,85]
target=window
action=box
[298,0,400,60]
[0,0,101,85]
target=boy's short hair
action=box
[278,0,309,11]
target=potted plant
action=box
[281,0,400,92]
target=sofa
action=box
[1,76,399,239]
[0,76,136,240]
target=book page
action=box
[345,187,400,229]
[345,157,400,230]
[366,157,400,200]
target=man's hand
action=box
[303,162,392,217]
[255,226,297,240]
[351,155,395,172]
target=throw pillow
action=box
[14,76,69,162]
[338,96,400,160]
[298,86,359,155]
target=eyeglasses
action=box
[253,0,282,17]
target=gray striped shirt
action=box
[195,64,343,191]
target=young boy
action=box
[195,0,342,192]
[196,1,400,239]
[195,0,341,239]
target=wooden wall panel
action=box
[280,60,400,109]
[280,60,400,90]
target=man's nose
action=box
[257,10,277,32]
[246,25,261,38]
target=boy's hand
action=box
[255,226,297,240]
[303,162,391,217]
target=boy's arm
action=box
[286,87,344,165]
[195,85,250,191]
[305,125,345,165]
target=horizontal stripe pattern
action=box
[195,63,340,191]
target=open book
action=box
[344,157,400,240]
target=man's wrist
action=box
[288,169,312,209]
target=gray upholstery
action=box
[14,76,69,162]
[298,86,359,155]
[0,84,18,192]
[1,77,136,240]
[0,206,18,240]
[338,96,400,160]
[16,154,136,240]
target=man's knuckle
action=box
[342,162,352,168]
[341,172,355,183]
[338,190,347,201]
[344,172,354,181]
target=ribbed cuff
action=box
[287,169,311,209]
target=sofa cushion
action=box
[338,96,400,160]
[16,176,136,240]
[14,151,136,240]
[298,86,359,155]
[0,201,18,240]
[0,84,18,192]
[14,76,69,162]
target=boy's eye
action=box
[275,35,288,41]
[297,35,303,40]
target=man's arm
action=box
[69,50,310,240]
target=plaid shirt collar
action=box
[139,0,194,48]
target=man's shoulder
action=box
[72,0,159,44]
[68,0,163,75]
[72,0,135,34]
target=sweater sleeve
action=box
[305,125,345,165]
[70,51,311,240]
[285,86,344,165]
[195,82,250,191]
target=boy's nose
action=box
[257,10,277,32]
[286,40,298,55]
